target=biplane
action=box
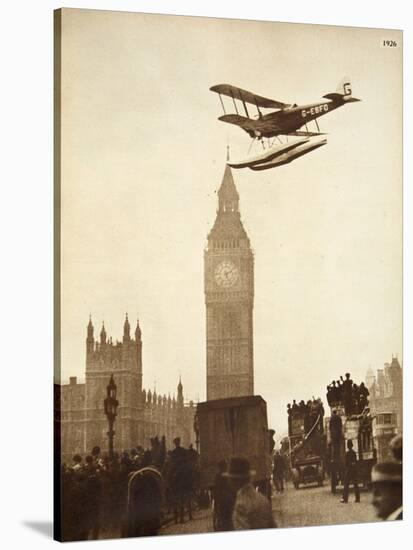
[210,79,360,170]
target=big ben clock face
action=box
[214,260,239,288]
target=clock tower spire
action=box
[204,164,254,400]
[218,164,239,213]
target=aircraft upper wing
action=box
[210,84,290,110]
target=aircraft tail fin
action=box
[323,77,361,102]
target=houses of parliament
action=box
[60,315,196,460]
[60,164,255,458]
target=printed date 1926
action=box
[381,39,398,48]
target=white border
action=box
[0,2,410,549]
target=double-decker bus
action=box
[373,412,398,462]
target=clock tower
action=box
[204,164,254,400]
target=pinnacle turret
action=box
[123,313,130,341]
[135,319,141,341]
[87,315,94,338]
[86,315,94,354]
[100,322,107,344]
[177,376,184,406]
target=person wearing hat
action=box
[342,373,354,414]
[91,445,104,470]
[329,410,343,442]
[91,445,100,457]
[170,437,193,524]
[225,457,275,531]
[71,454,83,472]
[213,460,235,531]
[371,462,402,520]
[273,451,285,493]
[340,439,360,503]
[83,455,102,539]
[389,434,402,463]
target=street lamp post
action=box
[193,412,200,454]
[104,374,119,461]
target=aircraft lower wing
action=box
[288,130,327,137]
[218,114,283,136]
[218,114,259,132]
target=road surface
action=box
[160,482,379,536]
[272,483,378,528]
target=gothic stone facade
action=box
[60,316,195,460]
[204,165,254,400]
[366,355,403,431]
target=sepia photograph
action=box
[53,6,403,542]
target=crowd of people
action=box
[286,397,325,434]
[326,372,370,415]
[62,443,277,540]
[60,423,402,540]
[60,436,201,541]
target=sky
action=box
[59,8,402,437]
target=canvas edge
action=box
[53,7,62,543]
